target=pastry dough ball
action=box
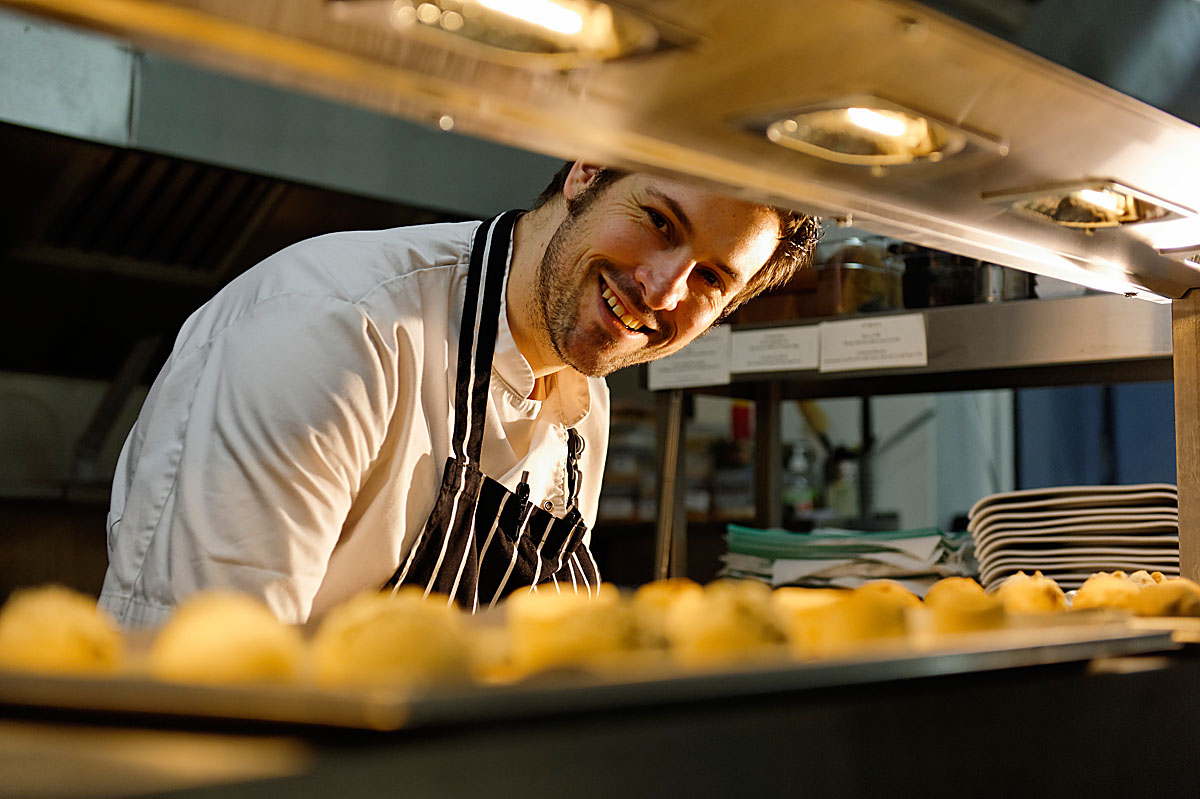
[150,591,303,685]
[791,585,911,658]
[772,587,845,616]
[664,579,784,667]
[632,578,703,647]
[1072,572,1139,611]
[1127,570,1165,589]
[466,622,514,684]
[505,584,635,673]
[854,580,922,609]
[994,571,1068,614]
[771,587,846,657]
[1133,578,1200,618]
[924,577,987,607]
[923,577,1004,634]
[311,588,470,688]
[0,585,123,674]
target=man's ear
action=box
[562,161,604,201]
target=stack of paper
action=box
[720,524,973,597]
[967,484,1179,592]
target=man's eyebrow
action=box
[647,188,743,290]
[648,188,694,236]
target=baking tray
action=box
[0,622,1178,731]
[1128,616,1200,643]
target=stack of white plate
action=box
[967,484,1179,592]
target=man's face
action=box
[535,172,780,377]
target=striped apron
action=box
[384,211,602,611]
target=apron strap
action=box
[564,428,585,523]
[451,211,522,465]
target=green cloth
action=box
[725,523,968,560]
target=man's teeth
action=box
[601,286,644,332]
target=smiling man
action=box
[99,160,820,627]
[513,163,797,382]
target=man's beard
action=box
[533,199,661,378]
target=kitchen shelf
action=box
[652,293,1176,576]
[700,294,1173,400]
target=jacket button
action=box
[543,501,553,510]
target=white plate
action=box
[974,519,1179,545]
[971,509,1177,537]
[976,534,1179,562]
[967,483,1177,519]
[982,549,1180,569]
[968,490,1176,530]
[974,520,1179,552]
[974,517,1178,538]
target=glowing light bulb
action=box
[1076,188,1125,213]
[845,107,908,137]
[477,0,584,34]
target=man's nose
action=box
[635,253,695,311]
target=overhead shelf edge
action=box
[689,294,1173,398]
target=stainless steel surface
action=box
[0,721,311,799]
[0,9,132,145]
[7,638,1200,799]
[975,262,1034,303]
[919,294,1172,373]
[721,294,1173,397]
[132,52,561,218]
[0,623,1178,731]
[0,8,561,218]
[5,0,1200,299]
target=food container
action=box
[815,238,904,314]
[900,246,1036,308]
[975,262,1035,303]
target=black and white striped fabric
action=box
[384,211,601,611]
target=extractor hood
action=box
[6,0,1200,301]
[0,119,466,380]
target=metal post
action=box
[755,382,782,529]
[1172,291,1200,581]
[858,394,874,521]
[655,389,685,580]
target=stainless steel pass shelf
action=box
[707,294,1172,400]
[650,293,1175,573]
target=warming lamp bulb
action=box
[845,107,908,137]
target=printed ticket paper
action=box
[730,326,820,373]
[647,325,732,389]
[818,314,928,373]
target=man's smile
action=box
[599,275,651,334]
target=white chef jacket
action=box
[99,220,610,627]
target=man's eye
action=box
[698,269,722,289]
[646,208,670,233]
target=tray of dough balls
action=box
[0,575,1188,731]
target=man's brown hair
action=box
[533,162,821,319]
